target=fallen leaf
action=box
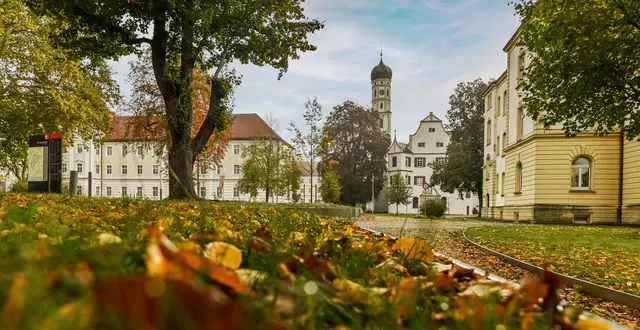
[393,278,419,321]
[1,273,27,328]
[205,242,243,270]
[392,237,434,263]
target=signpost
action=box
[27,133,62,193]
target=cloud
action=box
[108,0,520,141]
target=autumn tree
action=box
[0,0,117,180]
[512,0,640,138]
[319,163,341,204]
[429,79,487,217]
[125,51,231,170]
[27,0,324,199]
[288,97,323,203]
[320,101,390,206]
[384,172,412,214]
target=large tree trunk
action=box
[168,133,195,199]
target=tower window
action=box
[380,102,383,110]
[374,90,376,97]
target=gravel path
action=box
[355,215,640,329]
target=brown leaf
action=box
[519,274,549,307]
[450,265,475,279]
[250,236,272,254]
[277,263,296,281]
[304,256,337,283]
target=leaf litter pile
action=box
[0,194,619,329]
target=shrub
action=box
[9,179,28,193]
[420,199,446,218]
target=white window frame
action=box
[121,165,128,175]
[436,142,444,147]
[76,162,83,173]
[137,145,144,156]
[137,186,143,197]
[153,187,159,197]
[418,142,426,147]
[415,158,425,168]
[217,165,223,175]
[137,165,143,175]
[122,145,128,157]
[233,144,240,155]
[233,186,239,197]
[106,165,112,175]
[106,186,112,197]
[76,144,83,153]
[200,186,207,198]
[62,163,67,173]
[107,146,113,156]
[571,157,591,190]
[405,157,411,167]
[121,186,127,197]
[153,165,159,175]
[233,165,240,175]
[95,164,100,174]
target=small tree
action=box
[320,168,341,204]
[238,137,297,202]
[384,173,412,214]
[289,97,323,203]
[420,199,446,218]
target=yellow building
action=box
[483,29,640,225]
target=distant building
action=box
[368,53,479,215]
[388,113,478,215]
[483,28,640,224]
[60,113,317,203]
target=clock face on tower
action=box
[379,90,385,97]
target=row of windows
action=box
[416,140,443,148]
[63,163,243,176]
[490,156,592,195]
[72,144,244,157]
[392,156,445,168]
[486,107,526,150]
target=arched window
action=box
[571,157,591,190]
[379,118,383,128]
[380,102,384,110]
[486,120,492,145]
[412,197,419,209]
[515,162,523,193]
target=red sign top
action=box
[46,132,62,140]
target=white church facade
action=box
[369,54,479,215]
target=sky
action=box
[107,0,521,143]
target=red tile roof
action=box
[103,113,284,142]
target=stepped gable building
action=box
[369,52,479,215]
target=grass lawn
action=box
[466,225,640,295]
[0,194,613,329]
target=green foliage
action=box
[319,169,341,204]
[238,138,298,202]
[289,97,324,203]
[26,0,324,199]
[0,0,116,180]
[429,79,487,215]
[512,0,640,138]
[320,101,390,206]
[8,180,28,194]
[420,199,446,218]
[384,173,412,214]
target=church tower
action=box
[370,51,392,133]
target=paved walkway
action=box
[356,215,512,237]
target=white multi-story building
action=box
[369,53,479,215]
[61,113,321,203]
[387,113,479,215]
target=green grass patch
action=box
[467,225,640,295]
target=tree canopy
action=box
[430,79,487,215]
[26,0,323,198]
[125,51,231,168]
[513,0,640,138]
[0,0,117,180]
[320,101,390,206]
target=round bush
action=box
[9,179,28,193]
[420,199,446,218]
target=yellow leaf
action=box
[392,237,434,262]
[204,242,242,270]
[393,278,419,321]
